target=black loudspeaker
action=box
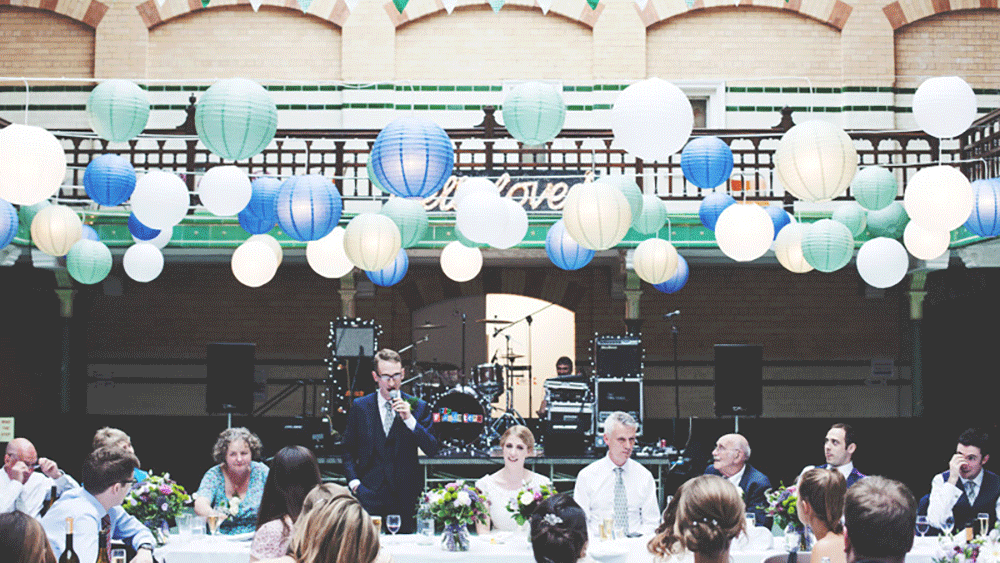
[714,344,762,417]
[206,343,256,414]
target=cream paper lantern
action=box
[773,223,814,274]
[232,238,279,288]
[774,121,858,202]
[903,221,950,260]
[633,238,679,284]
[131,170,189,229]
[197,166,252,217]
[249,233,283,267]
[306,226,354,279]
[562,182,632,250]
[611,78,694,162]
[912,77,977,139]
[903,165,973,233]
[440,240,482,282]
[713,204,774,262]
[30,205,83,257]
[856,237,909,289]
[342,213,401,271]
[123,242,164,283]
[0,124,67,206]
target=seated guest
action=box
[927,428,999,532]
[475,425,552,533]
[530,493,595,563]
[92,427,148,482]
[0,510,57,563]
[798,423,865,488]
[647,474,745,563]
[1,438,79,517]
[797,468,847,563]
[250,446,322,562]
[193,427,270,535]
[844,476,916,563]
[41,447,155,563]
[574,411,660,538]
[703,434,770,525]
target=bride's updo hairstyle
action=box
[530,493,588,563]
[648,475,745,559]
[798,467,845,534]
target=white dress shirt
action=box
[927,470,1000,529]
[0,467,79,517]
[41,487,154,562]
[797,461,854,482]
[574,456,660,538]
[727,465,746,490]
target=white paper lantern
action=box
[773,223,814,274]
[249,233,283,267]
[123,243,164,283]
[453,177,499,209]
[306,226,354,278]
[611,78,694,162]
[131,171,189,229]
[562,182,632,250]
[455,192,504,244]
[440,240,482,282]
[134,226,173,249]
[903,221,950,260]
[197,166,252,216]
[912,76,977,139]
[856,237,909,289]
[30,205,83,257]
[0,124,67,206]
[774,121,858,202]
[903,165,973,232]
[343,213,401,271]
[714,204,774,262]
[633,238,679,284]
[487,198,528,250]
[231,238,279,287]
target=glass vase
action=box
[441,523,471,552]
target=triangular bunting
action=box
[685,0,694,6]
[586,0,598,8]
[344,0,360,10]
[441,0,457,12]
[200,0,209,7]
[488,0,503,11]
[155,0,167,7]
[537,0,552,13]
[633,0,648,9]
[393,0,408,12]
[249,0,262,11]
[297,0,311,11]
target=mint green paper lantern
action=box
[87,80,150,142]
[851,166,897,211]
[367,160,387,194]
[802,219,855,273]
[633,194,667,235]
[380,197,428,248]
[866,201,908,239]
[196,79,278,161]
[67,239,113,284]
[832,202,868,237]
[502,82,566,146]
[601,174,643,227]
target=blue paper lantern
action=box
[545,219,594,270]
[274,175,343,242]
[0,199,17,248]
[763,205,792,241]
[83,154,136,206]
[653,254,689,294]
[370,117,454,199]
[81,225,100,241]
[681,137,733,189]
[127,213,160,241]
[698,192,736,231]
[365,248,409,287]
[238,176,282,235]
[965,178,1000,237]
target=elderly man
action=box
[1,437,79,517]
[574,411,659,538]
[704,433,771,525]
[799,423,866,487]
[927,428,1000,532]
[844,476,917,563]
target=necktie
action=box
[101,513,111,557]
[613,466,628,533]
[383,401,394,436]
[966,481,977,504]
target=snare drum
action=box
[431,387,486,445]
[474,363,502,386]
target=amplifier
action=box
[547,403,593,434]
[593,378,643,446]
[593,335,643,378]
[543,381,590,403]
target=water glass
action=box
[177,514,193,540]
[191,516,206,537]
[387,515,401,535]
[942,516,955,536]
[915,515,929,537]
[417,518,435,545]
[746,512,757,530]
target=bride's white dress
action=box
[475,471,552,532]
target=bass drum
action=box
[431,388,486,446]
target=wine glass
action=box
[915,515,930,537]
[387,515,401,536]
[942,516,955,536]
[207,513,226,535]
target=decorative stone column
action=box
[339,272,357,318]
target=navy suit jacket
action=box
[705,463,771,524]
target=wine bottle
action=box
[40,485,58,517]
[58,518,80,563]
[95,526,109,563]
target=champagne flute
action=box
[207,512,226,535]
[942,516,954,536]
[978,513,989,538]
[915,515,929,537]
[387,515,401,536]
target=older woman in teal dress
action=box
[194,427,269,534]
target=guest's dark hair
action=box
[0,511,56,563]
[844,476,915,558]
[256,446,322,532]
[799,468,845,534]
[649,475,745,559]
[831,423,855,447]
[958,428,990,458]
[82,447,139,495]
[556,357,573,370]
[530,494,588,563]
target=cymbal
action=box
[416,361,460,372]
[415,322,446,330]
[476,318,511,324]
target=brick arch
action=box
[387,0,602,28]
[638,0,851,30]
[882,3,997,30]
[136,0,348,29]
[0,0,109,28]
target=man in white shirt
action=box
[798,423,866,488]
[574,411,660,538]
[1,437,79,517]
[927,428,1000,532]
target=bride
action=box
[475,425,552,532]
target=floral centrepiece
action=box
[765,483,798,531]
[506,481,557,526]
[123,473,190,541]
[419,480,487,552]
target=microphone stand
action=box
[494,302,555,420]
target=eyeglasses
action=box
[120,479,137,489]
[376,373,403,382]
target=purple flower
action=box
[159,485,172,495]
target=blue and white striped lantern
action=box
[127,213,160,241]
[653,254,689,294]
[370,117,454,199]
[965,178,1000,237]
[545,219,594,270]
[681,136,733,189]
[698,192,736,231]
[274,175,343,242]
[238,176,282,235]
[83,154,136,206]
[365,248,409,287]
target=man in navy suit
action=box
[798,423,866,487]
[704,433,771,526]
[927,428,1000,533]
[343,349,439,533]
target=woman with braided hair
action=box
[530,493,596,563]
[648,475,745,563]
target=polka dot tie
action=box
[613,466,628,534]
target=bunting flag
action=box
[155,0,167,7]
[441,0,457,12]
[537,0,552,13]
[297,0,311,11]
[200,0,209,7]
[249,0,262,11]
[393,0,408,12]
[634,0,648,10]
[586,0,598,8]
[488,0,504,11]
[344,0,361,10]
[685,0,695,6]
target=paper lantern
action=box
[714,204,774,262]
[249,233,283,267]
[195,78,278,161]
[197,166,252,217]
[964,178,1000,237]
[601,175,643,227]
[83,154,136,206]
[487,198,528,250]
[633,238,679,284]
[455,227,486,248]
[365,248,409,287]
[904,165,973,232]
[123,243,164,283]
[633,195,668,235]
[562,182,632,250]
[381,197,428,248]
[801,219,855,273]
[343,213,401,271]
[903,221,949,260]
[127,213,160,241]
[231,239,278,288]
[545,219,594,270]
[699,192,736,231]
[912,77,977,139]
[455,192,505,244]
[81,225,100,242]
[681,136,733,189]
[306,227,354,279]
[87,80,150,143]
[453,177,499,209]
[66,239,113,285]
[653,254,689,294]
[137,226,172,249]
[367,160,386,194]
[274,175,342,242]
[131,171,189,230]
[31,205,82,257]
[763,205,792,241]
[370,117,454,199]
[0,199,18,249]
[238,176,282,235]
[867,201,909,239]
[774,121,858,202]
[851,166,897,211]
[832,202,867,238]
[612,78,694,162]
[774,223,813,274]
[502,82,566,146]
[857,237,908,288]
[440,240,482,282]
[0,124,67,206]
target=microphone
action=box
[389,390,401,401]
[490,349,498,364]
[662,310,681,318]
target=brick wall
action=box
[895,9,1000,89]
[0,6,95,78]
